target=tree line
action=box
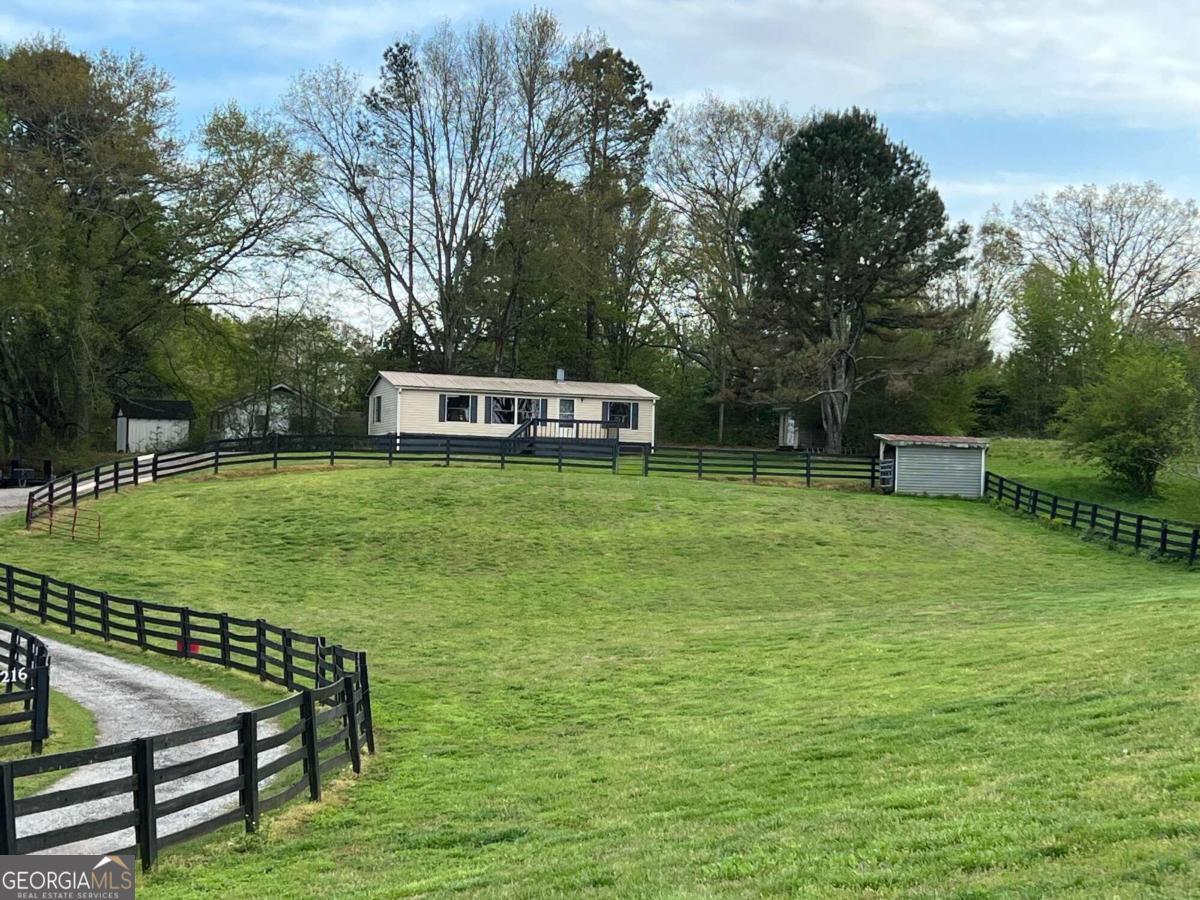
[2,13,1199,488]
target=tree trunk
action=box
[820,349,855,454]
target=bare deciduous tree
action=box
[1009,182,1200,328]
[650,95,795,440]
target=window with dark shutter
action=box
[438,394,447,422]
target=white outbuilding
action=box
[114,399,194,453]
[876,434,989,498]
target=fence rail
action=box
[0,561,373,869]
[0,625,50,753]
[984,472,1200,562]
[25,435,881,526]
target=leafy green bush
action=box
[1056,342,1195,494]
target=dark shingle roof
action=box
[113,398,195,421]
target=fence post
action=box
[301,689,322,802]
[642,445,650,477]
[282,629,294,689]
[133,456,140,487]
[37,575,47,624]
[67,584,76,634]
[752,451,758,483]
[134,598,146,647]
[99,592,111,642]
[697,448,704,479]
[30,665,49,754]
[152,452,159,482]
[180,607,191,659]
[71,471,78,507]
[219,613,231,667]
[387,434,394,466]
[805,451,812,488]
[1190,529,1199,566]
[357,651,375,755]
[1070,500,1080,529]
[1014,483,1021,509]
[1029,489,1038,515]
[1049,495,1058,520]
[1112,510,1121,543]
[500,441,506,470]
[557,441,563,472]
[330,443,336,467]
[93,464,101,499]
[870,456,876,489]
[214,448,220,475]
[2,567,10,613]
[611,443,619,474]
[342,675,362,774]
[445,438,451,468]
[272,433,279,470]
[113,459,119,493]
[0,763,15,854]
[24,493,33,529]
[1134,515,1145,549]
[1160,520,1170,555]
[133,737,158,872]
[255,619,267,681]
[239,711,260,833]
[1090,503,1099,530]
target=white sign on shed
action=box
[875,434,989,498]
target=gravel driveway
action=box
[0,488,30,518]
[24,637,279,855]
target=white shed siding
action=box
[366,383,399,435]
[394,389,655,444]
[118,417,189,453]
[895,446,984,498]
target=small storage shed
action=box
[875,434,989,498]
[113,399,194,453]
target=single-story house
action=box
[113,399,194,453]
[775,409,826,451]
[876,434,989,498]
[366,371,658,446]
[210,383,337,440]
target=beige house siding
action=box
[389,388,655,444]
[366,382,399,436]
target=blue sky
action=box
[4,0,1198,225]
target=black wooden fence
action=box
[985,472,1200,562]
[0,561,374,869]
[0,625,50,753]
[25,435,880,526]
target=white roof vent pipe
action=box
[555,368,566,383]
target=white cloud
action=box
[564,0,1200,124]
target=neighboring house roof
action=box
[112,399,195,421]
[370,371,659,400]
[212,383,337,415]
[875,434,990,449]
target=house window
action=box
[445,394,472,423]
[607,402,632,428]
[558,398,575,421]
[372,395,382,424]
[517,397,541,423]
[490,396,515,424]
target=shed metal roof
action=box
[372,371,659,400]
[112,398,195,421]
[875,433,989,449]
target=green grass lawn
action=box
[1,462,1199,897]
[0,688,95,794]
[989,438,1200,524]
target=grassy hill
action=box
[989,438,1200,524]
[2,463,1199,897]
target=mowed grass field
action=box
[1,462,1200,897]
